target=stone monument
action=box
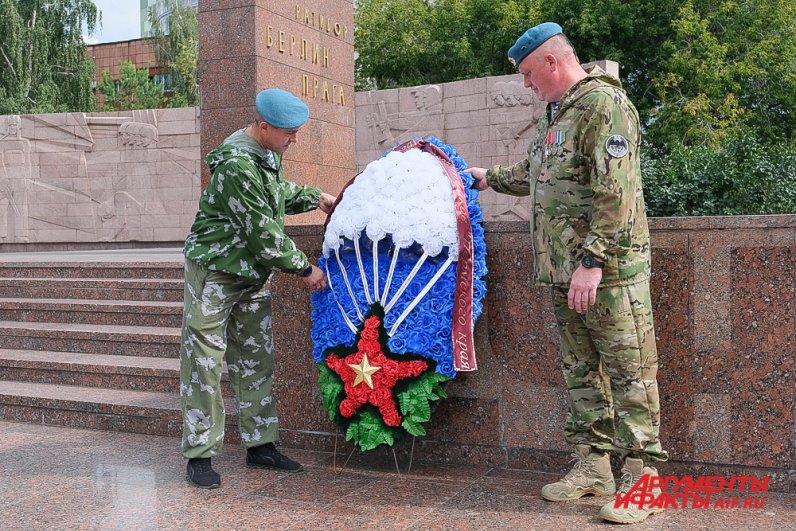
[199,0,355,225]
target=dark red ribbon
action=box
[393,139,477,372]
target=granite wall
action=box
[274,215,795,490]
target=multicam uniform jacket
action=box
[184,129,321,282]
[487,67,651,287]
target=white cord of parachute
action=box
[325,241,455,337]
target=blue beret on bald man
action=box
[255,88,309,129]
[508,22,563,67]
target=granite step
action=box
[0,262,183,280]
[0,298,183,327]
[0,321,180,358]
[0,380,238,439]
[0,349,231,394]
[0,277,184,302]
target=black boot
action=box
[186,457,221,489]
[246,442,303,472]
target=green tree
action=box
[538,0,796,149]
[535,0,683,137]
[148,0,198,107]
[355,0,536,90]
[357,1,796,149]
[98,61,165,111]
[0,0,99,114]
[648,0,796,148]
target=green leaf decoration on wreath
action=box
[317,363,344,421]
[398,371,449,436]
[345,410,394,451]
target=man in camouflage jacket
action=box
[469,24,668,524]
[180,88,335,489]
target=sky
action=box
[84,0,143,44]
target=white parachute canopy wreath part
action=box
[323,149,460,260]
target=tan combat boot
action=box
[541,444,616,501]
[599,456,664,524]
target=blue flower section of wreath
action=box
[310,253,357,357]
[310,137,487,379]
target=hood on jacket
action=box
[556,66,625,116]
[206,128,277,173]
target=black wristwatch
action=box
[581,253,605,269]
[300,265,314,277]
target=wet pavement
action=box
[1,421,793,530]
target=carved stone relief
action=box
[0,108,200,244]
[2,64,618,244]
[490,80,533,107]
[0,115,31,242]
[355,73,555,221]
[359,84,444,166]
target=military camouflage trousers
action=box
[180,259,279,459]
[551,280,668,462]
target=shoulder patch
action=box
[605,135,629,158]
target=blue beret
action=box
[255,88,309,129]
[508,22,563,67]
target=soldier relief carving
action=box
[0,116,31,242]
[364,84,443,150]
[119,121,159,148]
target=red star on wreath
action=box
[326,316,428,426]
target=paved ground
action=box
[1,421,793,530]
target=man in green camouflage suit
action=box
[469,23,668,524]
[180,88,335,489]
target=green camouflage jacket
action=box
[486,67,651,287]
[184,129,321,283]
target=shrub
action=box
[642,131,796,216]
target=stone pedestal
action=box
[199,0,355,224]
